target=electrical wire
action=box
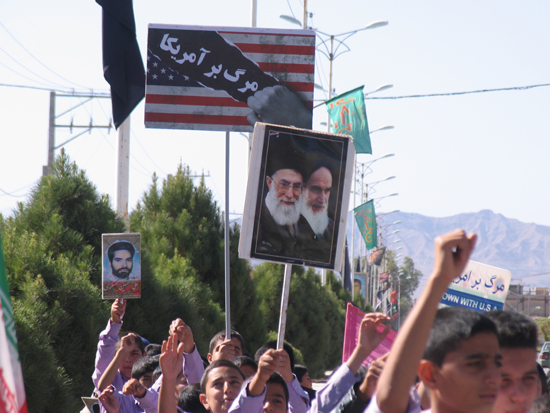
[365,83,550,100]
[0,21,91,90]
[0,45,72,89]
[0,182,34,198]
[131,130,168,176]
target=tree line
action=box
[0,152,421,412]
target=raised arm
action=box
[169,318,204,384]
[375,229,476,413]
[92,299,127,388]
[98,333,138,392]
[158,335,185,413]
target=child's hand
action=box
[359,353,389,402]
[357,313,391,353]
[433,229,477,285]
[160,335,185,381]
[122,378,146,398]
[213,339,238,361]
[119,333,137,355]
[274,349,294,383]
[169,318,195,353]
[111,299,126,323]
[257,349,279,383]
[99,385,120,413]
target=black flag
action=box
[97,0,145,128]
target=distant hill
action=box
[353,210,550,292]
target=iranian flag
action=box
[0,234,27,413]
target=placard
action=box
[441,260,511,312]
[239,123,354,270]
[102,233,142,299]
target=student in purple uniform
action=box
[367,229,503,413]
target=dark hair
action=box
[145,343,162,356]
[424,307,498,366]
[117,331,146,354]
[108,241,135,264]
[267,372,289,408]
[232,356,257,374]
[538,363,549,395]
[294,365,308,382]
[179,383,207,413]
[152,364,162,383]
[200,359,245,394]
[131,355,159,379]
[532,394,550,413]
[209,330,246,356]
[486,310,538,350]
[254,340,296,372]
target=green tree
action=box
[1,152,125,412]
[385,250,422,329]
[129,165,265,353]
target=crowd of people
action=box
[89,229,550,413]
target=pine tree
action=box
[129,164,265,353]
[1,152,124,411]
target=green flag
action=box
[354,199,377,250]
[326,85,371,154]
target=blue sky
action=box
[1,0,549,239]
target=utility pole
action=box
[43,90,112,176]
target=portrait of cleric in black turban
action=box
[240,124,352,270]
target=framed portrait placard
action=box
[239,123,355,270]
[102,233,142,299]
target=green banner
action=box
[354,200,377,250]
[326,85,371,154]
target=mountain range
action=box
[353,209,550,292]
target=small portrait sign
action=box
[239,123,354,270]
[102,233,142,299]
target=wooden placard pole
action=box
[276,264,293,350]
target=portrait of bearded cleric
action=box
[240,123,353,270]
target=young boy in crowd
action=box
[93,299,133,391]
[207,330,246,363]
[158,335,245,413]
[228,349,291,413]
[254,341,310,413]
[229,312,390,413]
[132,356,160,390]
[232,356,258,379]
[486,310,539,413]
[369,229,504,413]
[166,319,247,388]
[97,333,159,413]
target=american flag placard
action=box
[145,24,315,132]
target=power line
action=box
[0,20,91,90]
[0,44,72,90]
[512,271,550,280]
[0,82,109,95]
[365,83,550,100]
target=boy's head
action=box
[263,372,289,413]
[200,359,245,413]
[131,355,159,388]
[145,343,162,356]
[179,383,208,413]
[294,364,312,389]
[254,340,295,372]
[232,356,258,379]
[116,332,146,379]
[487,310,539,413]
[208,330,245,363]
[418,307,502,413]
